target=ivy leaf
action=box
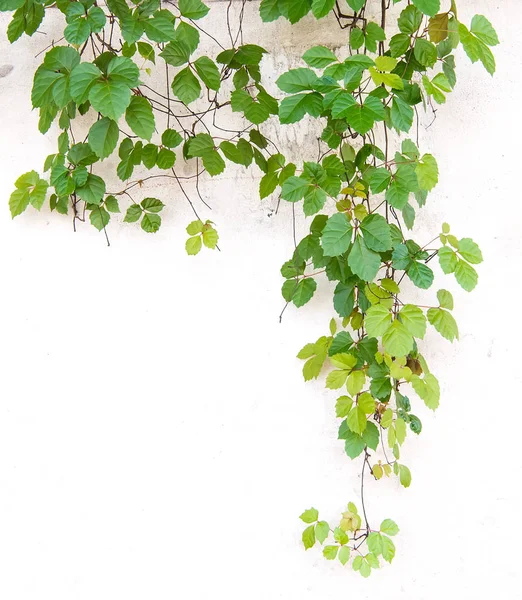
[416,154,438,191]
[194,56,221,91]
[281,176,309,202]
[311,0,335,19]
[427,307,459,341]
[399,464,412,487]
[292,278,317,307]
[338,546,350,565]
[186,235,202,255]
[302,45,337,68]
[407,261,434,289]
[382,320,413,357]
[321,213,353,257]
[455,259,478,291]
[364,305,392,338]
[438,246,458,274]
[399,304,426,339]
[391,96,414,132]
[89,79,132,121]
[471,15,499,47]
[381,535,396,563]
[380,518,399,536]
[411,0,440,17]
[125,96,155,140]
[9,171,48,217]
[348,236,381,281]
[89,206,110,231]
[302,524,316,550]
[344,430,365,459]
[277,68,318,93]
[279,92,323,124]
[70,62,102,104]
[178,0,209,20]
[172,67,201,104]
[76,173,106,205]
[88,117,119,159]
[360,214,392,252]
[315,521,330,544]
[458,238,483,264]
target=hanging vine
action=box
[1,0,497,577]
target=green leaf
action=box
[302,524,316,550]
[323,545,338,560]
[382,320,413,357]
[125,96,155,140]
[70,62,102,104]
[414,38,438,67]
[194,56,221,91]
[411,0,440,17]
[399,304,426,339]
[89,79,132,121]
[279,92,323,124]
[156,148,176,169]
[186,235,202,255]
[321,213,353,257]
[311,0,334,19]
[107,56,140,87]
[391,96,414,132]
[172,67,201,104]
[380,518,399,536]
[88,117,119,159]
[347,406,367,435]
[407,261,434,289]
[381,535,396,563]
[179,0,209,20]
[344,430,365,459]
[315,520,330,543]
[64,18,91,45]
[398,5,423,34]
[160,41,192,67]
[277,68,318,93]
[143,12,175,42]
[399,464,412,487]
[124,204,142,223]
[416,154,438,191]
[89,206,110,231]
[338,546,350,565]
[76,173,106,205]
[302,45,337,68]
[335,395,353,418]
[455,259,478,291]
[365,305,392,337]
[369,168,391,194]
[299,507,319,524]
[360,214,391,252]
[162,129,183,148]
[427,308,459,341]
[348,236,381,281]
[281,176,309,202]
[367,532,383,556]
[141,198,164,213]
[292,278,317,307]
[9,170,48,217]
[458,238,483,264]
[437,289,454,310]
[329,331,354,356]
[438,246,458,274]
[471,15,499,46]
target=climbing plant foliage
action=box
[2,0,497,576]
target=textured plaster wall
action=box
[0,1,521,598]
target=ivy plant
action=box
[1,0,497,576]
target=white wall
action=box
[0,1,521,598]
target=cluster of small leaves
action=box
[300,504,399,577]
[2,0,496,575]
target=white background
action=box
[1,1,521,598]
